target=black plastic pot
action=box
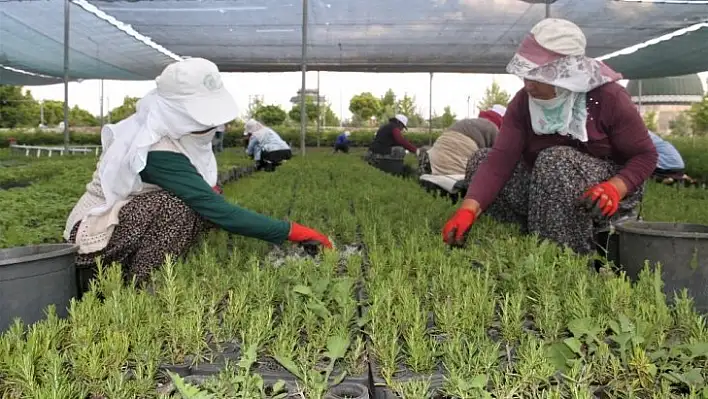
[615,221,708,312]
[262,376,297,397]
[370,362,445,399]
[190,362,224,376]
[0,180,32,190]
[0,244,78,332]
[159,363,191,378]
[325,382,370,399]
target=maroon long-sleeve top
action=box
[392,127,418,153]
[466,82,658,210]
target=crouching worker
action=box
[366,114,418,175]
[418,105,505,176]
[64,58,332,285]
[334,131,351,153]
[649,131,694,185]
[442,18,657,255]
[245,119,292,172]
[212,123,226,153]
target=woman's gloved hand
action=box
[288,223,333,249]
[212,185,223,195]
[442,208,477,247]
[579,181,620,217]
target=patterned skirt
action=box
[417,147,432,175]
[68,191,211,284]
[465,146,644,254]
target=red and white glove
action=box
[212,185,223,195]
[288,223,333,249]
[442,208,477,247]
[580,181,620,217]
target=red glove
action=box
[581,181,620,217]
[288,223,333,249]
[442,208,477,247]
[212,185,223,195]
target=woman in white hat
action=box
[418,105,506,176]
[366,114,418,174]
[442,18,657,254]
[244,119,292,172]
[64,58,332,284]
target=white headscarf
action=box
[245,118,273,141]
[90,89,219,216]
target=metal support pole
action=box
[99,79,104,130]
[428,72,433,144]
[299,0,309,155]
[63,0,70,151]
[637,80,643,114]
[316,70,321,147]
[40,101,45,126]
[545,0,551,18]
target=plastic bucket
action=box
[615,221,708,312]
[0,244,78,332]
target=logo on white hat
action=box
[203,73,223,92]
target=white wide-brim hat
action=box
[156,57,239,127]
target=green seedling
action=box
[274,335,349,399]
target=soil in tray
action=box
[255,356,293,376]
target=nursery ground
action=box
[1,147,708,398]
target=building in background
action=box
[626,74,705,133]
[289,89,326,105]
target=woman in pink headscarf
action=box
[442,18,657,254]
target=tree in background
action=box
[477,81,511,111]
[689,94,708,136]
[321,105,340,126]
[0,85,98,127]
[0,85,38,128]
[246,96,264,119]
[109,96,139,123]
[394,94,425,127]
[253,104,287,126]
[69,105,99,126]
[349,92,382,125]
[441,106,456,127]
[378,89,397,122]
[642,110,658,132]
[430,106,457,129]
[669,112,692,137]
[288,97,319,123]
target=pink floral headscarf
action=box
[506,18,622,93]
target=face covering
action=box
[528,87,589,142]
[188,128,217,145]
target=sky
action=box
[26,70,708,124]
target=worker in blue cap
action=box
[648,131,694,184]
[334,131,351,153]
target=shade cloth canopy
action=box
[2,0,708,84]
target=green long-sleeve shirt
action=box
[139,151,290,244]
